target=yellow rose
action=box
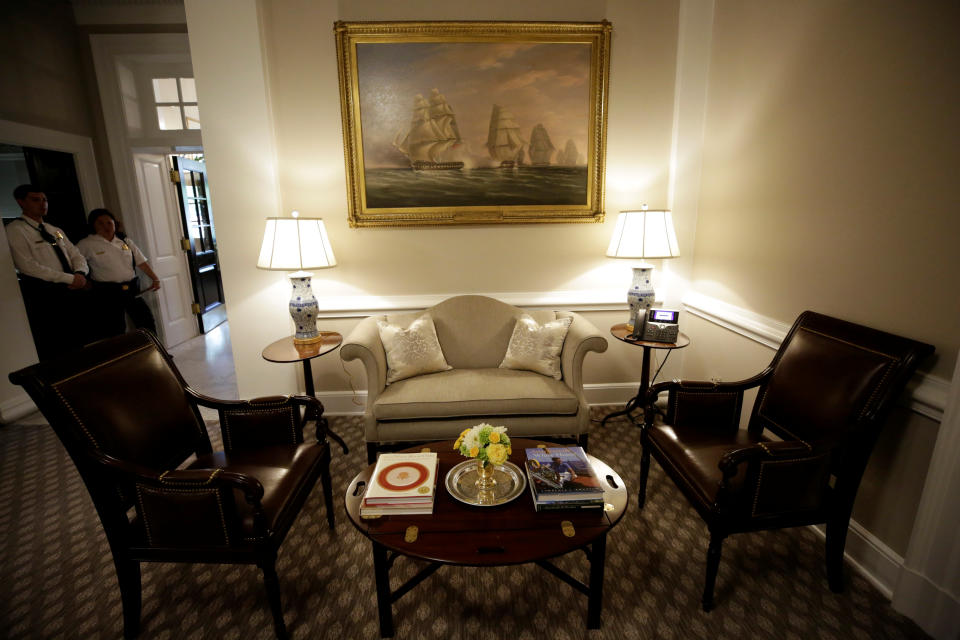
[486,443,508,466]
[489,432,501,443]
[454,438,463,450]
[469,446,479,458]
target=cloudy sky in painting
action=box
[356,41,591,168]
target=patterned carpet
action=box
[0,408,931,640]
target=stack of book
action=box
[360,451,440,516]
[524,446,605,511]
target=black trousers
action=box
[19,277,94,361]
[90,281,157,341]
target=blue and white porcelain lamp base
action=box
[288,270,323,344]
[627,264,656,339]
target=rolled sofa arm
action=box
[558,311,608,394]
[340,315,388,406]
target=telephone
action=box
[640,308,680,343]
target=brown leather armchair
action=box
[638,311,933,610]
[9,330,348,639]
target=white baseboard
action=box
[682,291,949,421]
[893,568,960,640]
[810,521,903,600]
[0,392,37,424]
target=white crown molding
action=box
[682,291,948,421]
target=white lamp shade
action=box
[257,218,337,270]
[606,209,680,259]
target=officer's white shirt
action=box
[5,216,88,284]
[77,234,148,283]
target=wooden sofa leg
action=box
[578,433,589,451]
[366,443,378,465]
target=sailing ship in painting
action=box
[393,90,584,173]
[487,104,527,169]
[555,138,583,166]
[527,124,555,166]
[393,88,465,170]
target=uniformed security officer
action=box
[6,184,92,360]
[78,208,161,340]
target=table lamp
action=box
[606,205,679,338]
[257,212,337,344]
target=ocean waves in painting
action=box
[363,166,588,209]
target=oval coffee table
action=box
[345,438,628,637]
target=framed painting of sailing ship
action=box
[334,21,612,227]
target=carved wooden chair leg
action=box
[115,556,141,639]
[825,511,852,592]
[637,447,651,509]
[260,557,288,640]
[702,530,726,611]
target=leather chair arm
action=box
[340,315,387,406]
[94,452,272,544]
[649,369,773,429]
[558,311,608,394]
[718,440,816,475]
[716,439,832,519]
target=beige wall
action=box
[187,0,684,399]
[692,0,960,379]
[0,1,96,137]
[181,0,956,563]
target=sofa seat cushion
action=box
[373,368,579,420]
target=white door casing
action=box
[132,153,197,347]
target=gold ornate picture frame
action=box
[334,21,611,227]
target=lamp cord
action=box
[339,355,365,407]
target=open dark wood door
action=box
[172,156,226,333]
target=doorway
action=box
[172,155,226,333]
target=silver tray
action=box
[445,460,527,507]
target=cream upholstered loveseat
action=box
[340,295,608,462]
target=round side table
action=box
[601,324,690,428]
[262,332,342,421]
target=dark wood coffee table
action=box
[345,438,628,637]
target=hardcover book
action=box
[363,452,439,505]
[524,446,604,502]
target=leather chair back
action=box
[12,331,208,475]
[749,311,929,445]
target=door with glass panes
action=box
[172,157,226,333]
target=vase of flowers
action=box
[454,424,512,494]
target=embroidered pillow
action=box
[499,314,572,380]
[377,314,452,385]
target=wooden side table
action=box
[261,332,342,422]
[601,323,690,428]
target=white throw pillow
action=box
[378,314,452,385]
[499,314,572,380]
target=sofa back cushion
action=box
[385,295,557,369]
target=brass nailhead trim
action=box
[135,484,231,546]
